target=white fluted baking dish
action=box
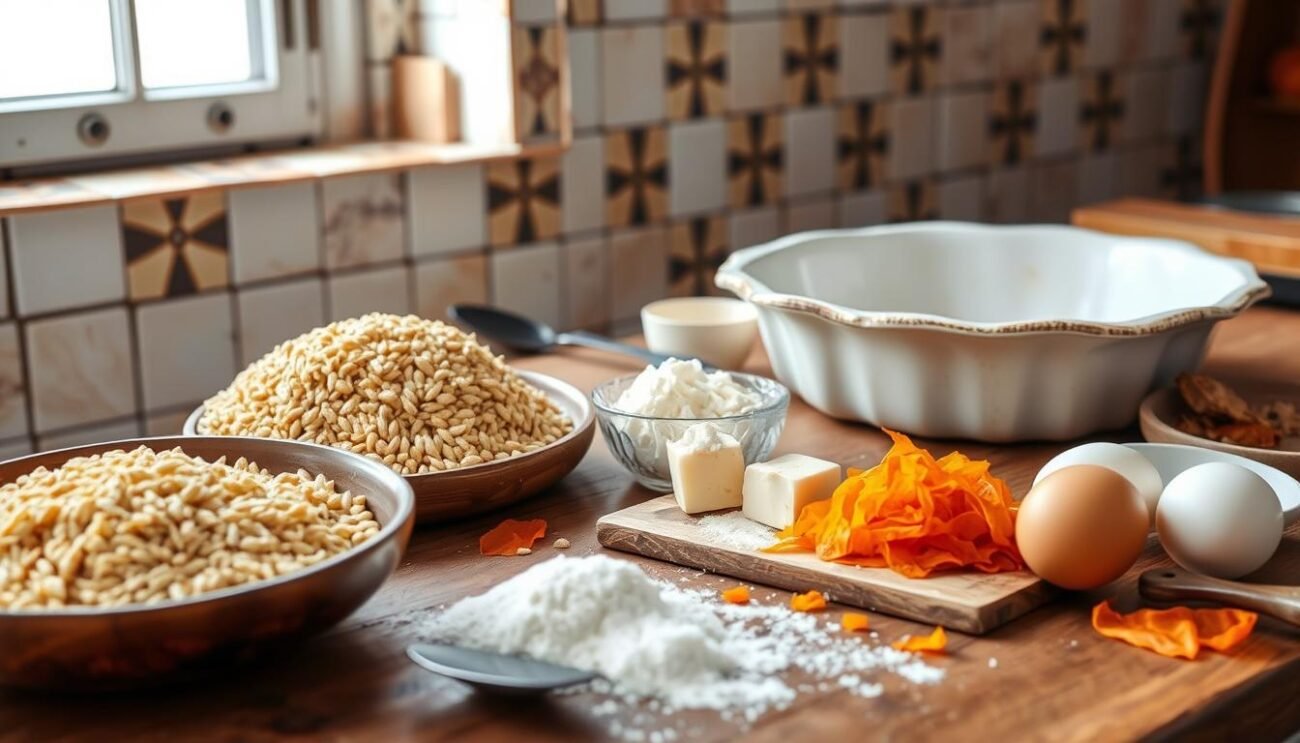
[715,222,1271,442]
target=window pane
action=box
[135,0,258,90]
[0,0,118,100]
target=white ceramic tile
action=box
[407,164,486,257]
[7,205,125,315]
[605,0,666,20]
[0,227,8,319]
[942,3,992,86]
[136,292,236,411]
[0,323,26,439]
[993,1,1038,79]
[414,253,489,323]
[727,0,780,14]
[145,409,191,436]
[838,12,889,99]
[1085,0,1121,68]
[321,172,406,270]
[568,28,601,131]
[236,278,327,366]
[38,418,140,452]
[838,0,888,6]
[26,307,136,432]
[563,236,610,330]
[1122,68,1170,144]
[601,26,666,127]
[786,0,834,9]
[783,198,836,233]
[1144,0,1182,61]
[937,176,986,221]
[728,19,783,111]
[888,96,937,180]
[562,134,605,234]
[0,437,32,460]
[937,90,989,172]
[491,242,563,329]
[1167,62,1208,137]
[610,227,669,323]
[1077,152,1121,206]
[1036,76,1080,157]
[984,166,1030,224]
[785,106,836,197]
[228,182,322,285]
[1029,158,1078,223]
[836,190,886,227]
[728,206,782,250]
[669,119,727,216]
[327,265,412,321]
[512,0,558,23]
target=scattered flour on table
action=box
[614,359,760,418]
[421,555,943,735]
[696,511,778,551]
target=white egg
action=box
[1033,443,1164,519]
[1156,462,1283,579]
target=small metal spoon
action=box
[407,643,597,695]
[448,304,678,367]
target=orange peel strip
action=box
[892,626,947,654]
[1091,601,1257,660]
[790,590,827,613]
[721,585,751,605]
[841,612,871,633]
[479,518,548,556]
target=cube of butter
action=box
[742,454,842,529]
[666,423,744,515]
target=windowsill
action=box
[0,138,564,217]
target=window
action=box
[0,0,320,171]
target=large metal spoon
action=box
[407,643,597,695]
[1139,568,1300,626]
[448,304,677,367]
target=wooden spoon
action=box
[1139,568,1300,626]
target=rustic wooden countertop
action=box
[6,307,1300,742]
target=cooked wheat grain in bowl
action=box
[200,313,573,475]
[0,445,378,610]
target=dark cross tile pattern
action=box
[888,179,939,222]
[666,20,727,120]
[669,215,728,297]
[365,0,419,62]
[1180,0,1221,60]
[836,100,890,191]
[567,0,602,26]
[890,6,942,95]
[606,127,670,228]
[1162,134,1204,200]
[1080,70,1125,152]
[487,157,562,246]
[1040,0,1086,76]
[783,13,839,106]
[514,26,562,140]
[990,81,1038,166]
[122,192,229,302]
[727,113,784,208]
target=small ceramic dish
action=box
[0,436,415,691]
[591,372,789,491]
[1139,379,1300,480]
[641,297,759,370]
[1124,442,1300,524]
[185,371,595,524]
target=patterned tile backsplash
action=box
[0,0,1223,454]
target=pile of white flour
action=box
[422,555,943,720]
[614,359,760,419]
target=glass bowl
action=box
[591,372,790,491]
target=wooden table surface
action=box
[6,307,1300,742]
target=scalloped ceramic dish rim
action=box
[715,222,1272,337]
[185,370,595,482]
[589,370,791,423]
[0,435,415,619]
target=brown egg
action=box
[1015,464,1150,590]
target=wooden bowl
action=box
[0,436,414,691]
[1139,380,1300,480]
[185,371,595,524]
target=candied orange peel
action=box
[764,430,1023,578]
[721,585,751,605]
[841,612,871,633]
[479,518,547,556]
[892,626,947,654]
[790,590,827,613]
[1091,601,1257,660]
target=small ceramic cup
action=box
[641,297,759,370]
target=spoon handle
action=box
[1138,568,1300,627]
[557,330,680,367]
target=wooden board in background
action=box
[597,495,1054,635]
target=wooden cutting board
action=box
[597,495,1054,635]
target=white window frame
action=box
[0,0,321,171]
